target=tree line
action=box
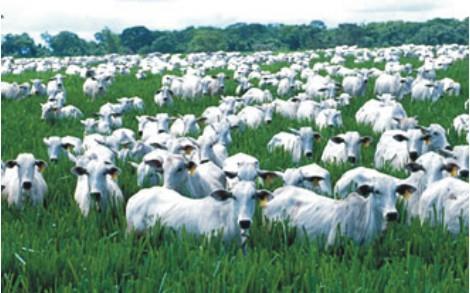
[2,18,468,58]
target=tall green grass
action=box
[1,57,468,291]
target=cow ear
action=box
[35,160,47,172]
[210,190,234,201]
[360,136,372,147]
[107,166,121,180]
[61,143,74,151]
[422,134,431,144]
[186,161,197,176]
[150,142,168,150]
[392,134,408,142]
[144,159,163,170]
[442,162,459,177]
[313,132,321,141]
[6,160,17,168]
[71,166,87,176]
[256,190,273,208]
[396,184,416,200]
[331,136,345,144]
[405,162,425,173]
[224,170,238,179]
[258,170,283,180]
[356,184,373,196]
[305,176,324,186]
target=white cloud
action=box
[2,0,467,42]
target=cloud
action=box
[2,0,467,43]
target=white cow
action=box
[267,127,320,163]
[237,104,274,128]
[126,181,272,247]
[321,132,372,164]
[3,154,48,207]
[71,159,123,216]
[374,129,430,169]
[43,136,83,162]
[47,74,65,97]
[278,163,332,195]
[154,86,174,107]
[315,108,343,129]
[30,79,47,96]
[264,178,415,246]
[342,74,368,97]
[418,177,468,235]
[453,114,469,135]
[170,114,201,137]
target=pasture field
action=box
[1,56,469,291]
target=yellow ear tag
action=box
[259,197,269,208]
[38,165,45,173]
[315,136,321,142]
[402,190,412,200]
[66,145,73,151]
[312,178,321,186]
[424,137,431,144]
[111,172,118,180]
[451,166,458,177]
[363,141,370,148]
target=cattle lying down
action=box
[264,178,416,246]
[321,131,372,164]
[3,153,48,208]
[418,177,469,235]
[276,163,332,195]
[71,159,123,216]
[126,181,272,253]
[267,127,320,163]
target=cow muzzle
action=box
[239,220,251,229]
[409,152,419,161]
[22,181,32,190]
[385,211,399,222]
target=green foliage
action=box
[1,56,468,291]
[2,18,468,57]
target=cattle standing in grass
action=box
[267,127,320,163]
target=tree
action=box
[120,26,154,53]
[95,27,121,53]
[187,29,228,52]
[47,31,90,56]
[1,33,39,57]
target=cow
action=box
[264,178,415,246]
[71,159,123,216]
[3,154,48,208]
[321,132,372,164]
[267,127,320,163]
[315,108,343,129]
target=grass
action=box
[1,55,468,292]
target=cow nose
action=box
[22,181,32,190]
[305,151,313,158]
[386,212,399,222]
[409,152,419,161]
[460,170,469,178]
[266,120,272,124]
[50,158,58,163]
[1,185,5,191]
[90,192,101,201]
[239,220,251,229]
[348,156,356,163]
[158,129,166,133]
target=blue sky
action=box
[2,0,467,43]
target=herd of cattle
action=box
[1,44,469,250]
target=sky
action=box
[2,0,468,43]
